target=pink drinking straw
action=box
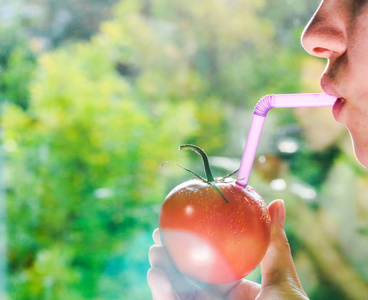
[236,93,337,188]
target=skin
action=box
[302,0,368,168]
[148,0,368,298]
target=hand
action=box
[147,199,309,300]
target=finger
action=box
[149,245,177,276]
[149,244,198,295]
[260,199,305,291]
[153,228,162,246]
[225,279,261,300]
[147,267,180,300]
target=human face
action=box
[301,0,368,167]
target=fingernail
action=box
[277,199,286,223]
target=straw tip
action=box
[235,181,247,189]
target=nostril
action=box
[313,47,328,53]
[311,47,335,58]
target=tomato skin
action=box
[159,179,271,284]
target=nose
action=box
[301,1,347,59]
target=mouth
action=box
[320,77,345,121]
[332,97,345,121]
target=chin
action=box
[345,128,368,168]
[352,141,368,168]
[355,152,368,168]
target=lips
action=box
[332,97,345,121]
[320,76,345,120]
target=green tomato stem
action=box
[179,144,215,183]
[177,144,229,204]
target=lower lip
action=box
[332,98,344,120]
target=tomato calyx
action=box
[162,144,239,203]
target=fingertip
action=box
[153,228,162,245]
[268,199,286,225]
[147,267,156,285]
[148,243,181,280]
[148,244,158,266]
[147,267,163,286]
[267,199,288,248]
[149,244,168,268]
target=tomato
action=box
[159,145,271,284]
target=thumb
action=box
[260,199,306,295]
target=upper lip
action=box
[320,76,341,98]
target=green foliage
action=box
[289,146,340,190]
[0,47,36,109]
[0,16,37,109]
[3,35,196,298]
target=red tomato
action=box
[159,178,271,284]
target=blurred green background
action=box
[1,0,368,299]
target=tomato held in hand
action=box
[159,145,271,284]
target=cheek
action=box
[347,15,368,88]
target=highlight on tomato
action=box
[159,145,271,284]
